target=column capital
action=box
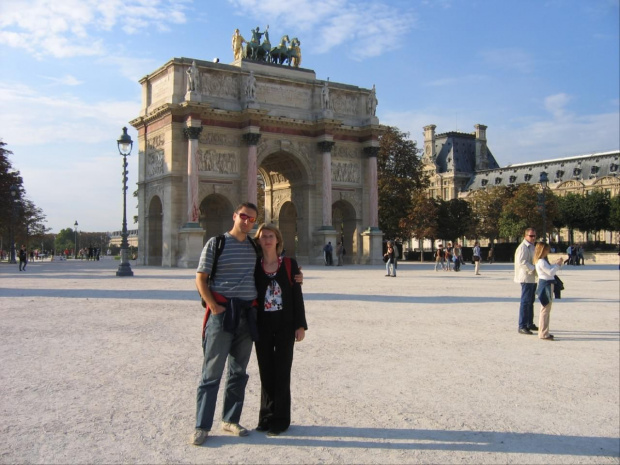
[364,146,380,158]
[243,133,262,146]
[317,141,335,153]
[183,127,203,140]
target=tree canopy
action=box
[0,139,49,250]
[377,126,429,240]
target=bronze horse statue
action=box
[270,35,290,65]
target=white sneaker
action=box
[222,422,249,436]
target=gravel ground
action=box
[1,258,619,464]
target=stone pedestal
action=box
[185,91,200,102]
[177,225,204,268]
[361,228,384,265]
[313,228,339,265]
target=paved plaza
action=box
[1,258,619,464]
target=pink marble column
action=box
[364,146,380,228]
[243,133,261,205]
[318,141,335,227]
[184,126,202,224]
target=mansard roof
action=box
[433,131,500,174]
[464,150,620,191]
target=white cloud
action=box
[41,74,84,86]
[479,47,534,74]
[543,93,571,119]
[0,0,188,58]
[227,0,416,59]
[0,81,140,145]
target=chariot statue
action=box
[234,27,302,68]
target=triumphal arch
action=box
[130,28,384,267]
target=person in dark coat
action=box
[253,223,307,436]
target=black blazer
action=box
[254,257,308,331]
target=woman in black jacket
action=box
[253,224,307,436]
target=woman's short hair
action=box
[254,223,284,255]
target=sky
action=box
[1,0,618,234]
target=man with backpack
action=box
[191,202,260,445]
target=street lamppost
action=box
[116,127,134,277]
[9,185,18,264]
[539,172,549,243]
[74,220,78,259]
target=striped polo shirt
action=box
[196,232,257,300]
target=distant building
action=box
[108,229,139,249]
[416,123,620,247]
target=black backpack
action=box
[200,234,259,308]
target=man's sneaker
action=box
[222,422,249,437]
[190,428,209,445]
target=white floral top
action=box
[262,258,284,312]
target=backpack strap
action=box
[208,234,227,285]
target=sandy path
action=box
[1,259,618,464]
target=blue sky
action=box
[1,0,618,233]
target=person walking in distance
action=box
[514,228,539,335]
[191,203,260,445]
[384,241,397,277]
[473,241,481,275]
[18,245,27,271]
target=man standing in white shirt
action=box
[514,228,539,335]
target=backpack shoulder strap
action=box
[209,234,226,283]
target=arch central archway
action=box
[259,151,308,260]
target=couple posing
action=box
[192,202,307,445]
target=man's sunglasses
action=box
[238,213,256,223]
[527,234,536,237]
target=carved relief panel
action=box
[200,71,239,99]
[259,83,312,108]
[332,161,361,184]
[146,133,166,179]
[196,149,239,175]
[331,91,359,116]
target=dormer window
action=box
[573,168,581,176]
[524,174,532,182]
[509,175,517,183]
[610,163,618,172]
[495,177,502,185]
[481,179,488,186]
[556,170,564,179]
[590,166,599,175]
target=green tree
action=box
[400,191,438,259]
[378,126,429,240]
[470,186,514,242]
[580,190,611,242]
[498,184,558,241]
[1,139,49,250]
[555,193,585,244]
[436,198,475,243]
[55,228,76,255]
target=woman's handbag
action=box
[383,255,389,263]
